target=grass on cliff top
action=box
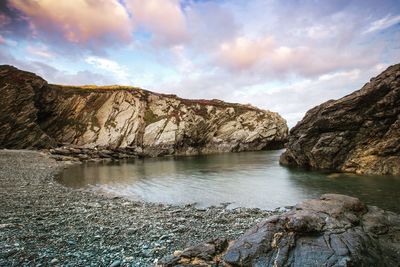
[51,84,149,98]
[56,84,143,91]
[52,84,264,112]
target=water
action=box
[58,150,400,212]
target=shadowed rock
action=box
[0,65,55,148]
[158,194,400,266]
[280,63,400,175]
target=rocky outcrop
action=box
[159,194,400,266]
[0,66,55,148]
[0,65,288,156]
[280,64,400,175]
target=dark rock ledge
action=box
[48,145,143,162]
[158,194,400,266]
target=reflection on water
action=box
[58,150,400,212]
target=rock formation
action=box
[159,194,400,266]
[0,65,55,148]
[280,64,400,175]
[0,65,288,156]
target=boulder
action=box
[280,64,400,175]
[159,194,400,266]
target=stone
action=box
[157,255,180,266]
[158,238,229,266]
[109,260,121,267]
[159,194,400,266]
[0,65,288,158]
[280,63,400,175]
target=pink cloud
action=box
[0,13,11,28]
[215,35,378,77]
[125,0,188,45]
[9,0,133,44]
[218,37,275,70]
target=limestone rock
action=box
[159,194,400,266]
[0,65,288,156]
[280,64,400,175]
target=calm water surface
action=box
[59,150,400,212]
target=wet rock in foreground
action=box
[159,194,400,266]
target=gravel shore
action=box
[0,150,277,266]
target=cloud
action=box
[214,35,378,78]
[0,13,11,27]
[85,56,130,84]
[364,14,400,34]
[26,45,54,58]
[218,37,275,70]
[0,34,17,46]
[125,0,188,45]
[0,50,115,85]
[185,1,238,50]
[8,0,133,44]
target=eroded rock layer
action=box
[280,64,400,175]
[0,66,55,148]
[159,194,400,266]
[0,65,288,156]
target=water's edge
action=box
[58,149,400,213]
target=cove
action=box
[58,150,400,213]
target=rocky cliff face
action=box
[280,64,400,175]
[0,65,288,156]
[0,66,55,148]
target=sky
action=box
[1,0,400,127]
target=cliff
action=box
[0,65,55,148]
[0,65,288,156]
[280,64,400,175]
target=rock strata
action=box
[280,64,400,175]
[0,65,288,157]
[0,65,55,148]
[159,194,400,266]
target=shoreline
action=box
[0,150,277,266]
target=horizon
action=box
[1,0,400,127]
